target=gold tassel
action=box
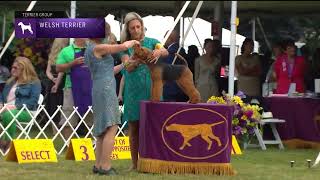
[283,139,320,149]
[137,158,236,175]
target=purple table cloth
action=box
[264,97,320,148]
[138,101,235,175]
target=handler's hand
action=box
[123,40,140,49]
[72,57,84,66]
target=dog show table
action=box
[137,101,235,175]
[264,96,320,149]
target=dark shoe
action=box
[92,166,99,174]
[98,167,117,176]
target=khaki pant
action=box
[59,88,93,128]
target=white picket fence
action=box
[0,103,126,156]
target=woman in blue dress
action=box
[84,38,139,175]
[120,12,169,171]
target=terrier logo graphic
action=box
[165,121,224,150]
[18,22,34,34]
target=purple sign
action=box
[138,101,236,175]
[15,18,105,38]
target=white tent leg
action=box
[2,14,6,43]
[161,1,190,45]
[172,1,203,65]
[257,17,272,51]
[153,0,190,64]
[312,152,320,167]
[187,17,204,54]
[228,1,237,97]
[69,1,76,45]
[213,1,223,41]
[181,17,184,47]
[250,17,256,41]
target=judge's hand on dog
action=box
[123,40,140,49]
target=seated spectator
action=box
[273,39,306,94]
[0,57,41,152]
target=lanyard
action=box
[282,57,295,79]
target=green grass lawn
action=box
[1,148,319,180]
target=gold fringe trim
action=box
[283,139,320,149]
[137,158,236,176]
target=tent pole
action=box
[161,1,190,45]
[172,1,203,65]
[0,1,37,61]
[120,13,124,32]
[70,1,76,45]
[153,0,190,64]
[181,17,184,47]
[257,17,272,51]
[2,14,6,43]
[187,17,203,53]
[228,1,237,96]
[213,1,223,41]
[251,17,256,41]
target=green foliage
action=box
[296,17,320,54]
[0,9,15,46]
[237,16,320,54]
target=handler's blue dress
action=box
[84,43,121,137]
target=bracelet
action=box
[123,61,130,69]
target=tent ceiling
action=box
[0,1,319,20]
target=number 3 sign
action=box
[66,138,96,161]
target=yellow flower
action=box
[207,96,226,104]
[243,104,262,120]
[241,115,248,120]
[232,96,244,107]
[23,47,33,57]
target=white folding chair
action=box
[246,111,285,150]
[16,94,44,139]
[245,99,285,150]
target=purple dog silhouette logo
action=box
[17,22,34,34]
[161,108,229,160]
